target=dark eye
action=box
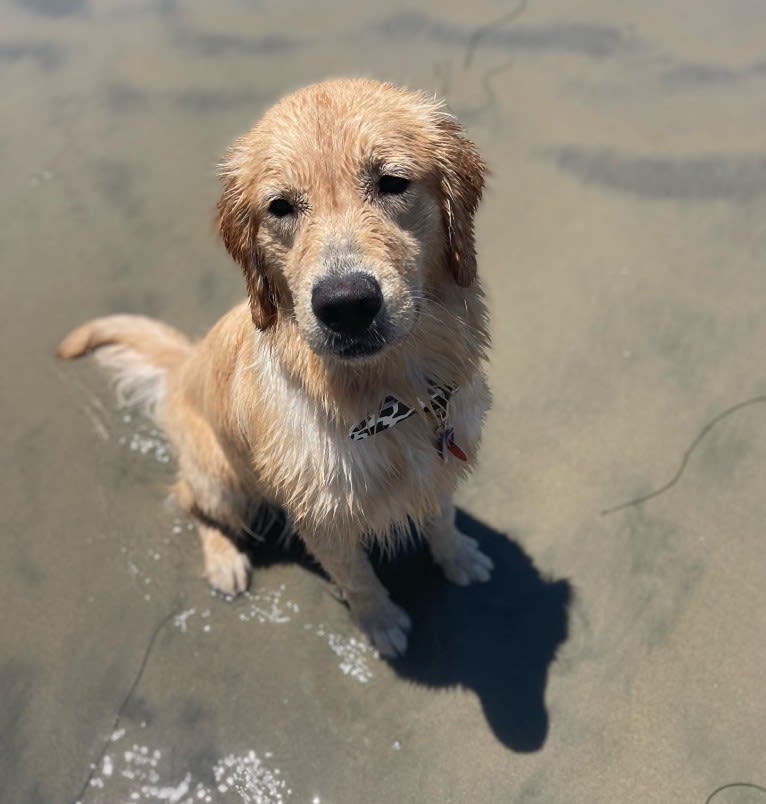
[268,198,294,218]
[378,175,410,195]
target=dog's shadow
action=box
[247,510,572,753]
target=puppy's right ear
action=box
[216,145,278,330]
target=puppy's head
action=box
[217,78,485,360]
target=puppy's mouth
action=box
[310,300,420,361]
[326,329,386,359]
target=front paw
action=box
[204,543,251,596]
[350,595,412,658]
[434,532,494,586]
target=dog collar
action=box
[348,383,467,461]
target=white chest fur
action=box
[240,347,489,539]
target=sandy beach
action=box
[1,1,765,801]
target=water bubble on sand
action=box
[211,750,290,804]
[238,585,298,625]
[304,624,376,683]
[173,609,196,633]
[92,732,291,803]
[118,422,171,464]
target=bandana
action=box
[348,383,467,462]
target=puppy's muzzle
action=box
[311,272,383,336]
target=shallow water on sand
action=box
[2,1,766,802]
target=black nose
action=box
[311,272,383,335]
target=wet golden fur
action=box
[57,79,493,656]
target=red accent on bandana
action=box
[447,438,467,462]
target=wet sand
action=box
[2,0,766,802]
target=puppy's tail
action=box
[56,315,192,417]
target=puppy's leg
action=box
[303,533,411,657]
[165,402,253,596]
[197,521,251,596]
[173,473,253,597]
[424,498,494,586]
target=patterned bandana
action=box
[348,383,467,462]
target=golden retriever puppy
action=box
[57,78,493,656]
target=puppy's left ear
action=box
[434,115,486,287]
